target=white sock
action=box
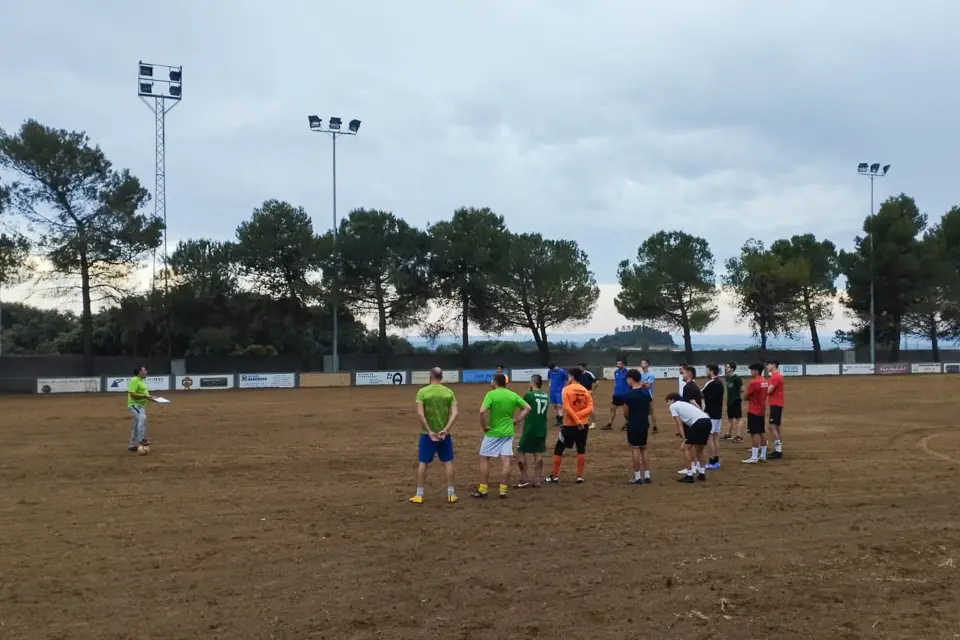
[760,445,768,459]
[447,485,455,496]
[774,440,782,452]
[751,447,759,459]
[416,486,424,497]
[634,471,642,481]
[690,463,698,474]
[686,468,695,476]
[644,470,651,479]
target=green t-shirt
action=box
[522,390,549,438]
[725,374,742,403]
[415,384,456,433]
[127,376,148,408]
[481,387,528,438]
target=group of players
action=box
[409,358,787,503]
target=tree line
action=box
[2,119,959,374]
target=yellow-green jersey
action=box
[127,376,148,408]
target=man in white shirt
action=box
[666,392,712,484]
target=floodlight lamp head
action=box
[857,162,868,173]
[329,117,342,130]
[882,164,891,175]
[307,115,322,129]
[168,85,181,97]
[139,64,153,78]
[169,69,182,82]
[139,82,153,95]
[869,163,880,174]
[348,119,361,133]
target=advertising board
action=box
[511,368,549,381]
[175,375,234,390]
[780,364,803,376]
[649,366,682,379]
[946,364,960,374]
[462,369,497,384]
[601,367,616,380]
[875,363,910,375]
[804,364,840,376]
[911,363,942,374]
[36,377,102,394]
[299,373,352,388]
[731,365,752,377]
[355,371,407,386]
[409,370,461,385]
[841,363,875,375]
[105,376,171,392]
[238,373,296,389]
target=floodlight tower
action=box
[138,62,182,296]
[856,161,891,365]
[307,115,361,373]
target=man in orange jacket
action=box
[544,367,594,484]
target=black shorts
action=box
[747,413,765,435]
[769,406,783,426]
[626,423,649,448]
[556,425,589,454]
[727,402,742,420]
[683,418,711,446]
[612,396,625,407]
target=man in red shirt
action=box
[766,359,785,459]
[742,362,768,464]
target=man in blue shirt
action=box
[603,359,629,430]
[578,361,598,429]
[546,363,568,427]
[639,358,658,434]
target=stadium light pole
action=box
[139,62,182,357]
[307,115,361,373]
[857,161,891,365]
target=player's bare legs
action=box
[516,454,530,487]
[442,461,455,492]
[416,462,428,492]
[532,452,543,486]
[499,455,512,496]
[649,404,658,434]
[695,445,707,480]
[478,455,490,488]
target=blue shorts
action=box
[549,393,562,405]
[418,433,454,464]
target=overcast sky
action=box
[2,0,958,336]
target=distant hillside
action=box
[582,325,676,350]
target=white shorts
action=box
[710,419,722,434]
[479,436,514,458]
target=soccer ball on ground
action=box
[137,445,150,456]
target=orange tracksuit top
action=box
[561,383,594,427]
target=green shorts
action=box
[518,432,546,454]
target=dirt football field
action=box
[2,375,960,639]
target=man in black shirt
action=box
[701,363,725,470]
[578,361,597,429]
[681,365,703,409]
[620,369,653,484]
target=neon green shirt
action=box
[127,376,148,408]
[481,387,528,438]
[415,384,456,434]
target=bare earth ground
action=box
[1,376,959,640]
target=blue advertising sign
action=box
[462,369,497,384]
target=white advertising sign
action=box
[511,368,549,381]
[238,373,296,389]
[105,376,171,392]
[355,371,407,386]
[36,377,101,394]
[842,363,874,375]
[911,363,942,374]
[780,364,803,376]
[175,375,234,390]
[649,366,682,379]
[410,370,461,385]
[732,365,752,377]
[804,364,841,376]
[601,367,616,380]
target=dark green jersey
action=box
[522,390,549,438]
[725,374,743,403]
